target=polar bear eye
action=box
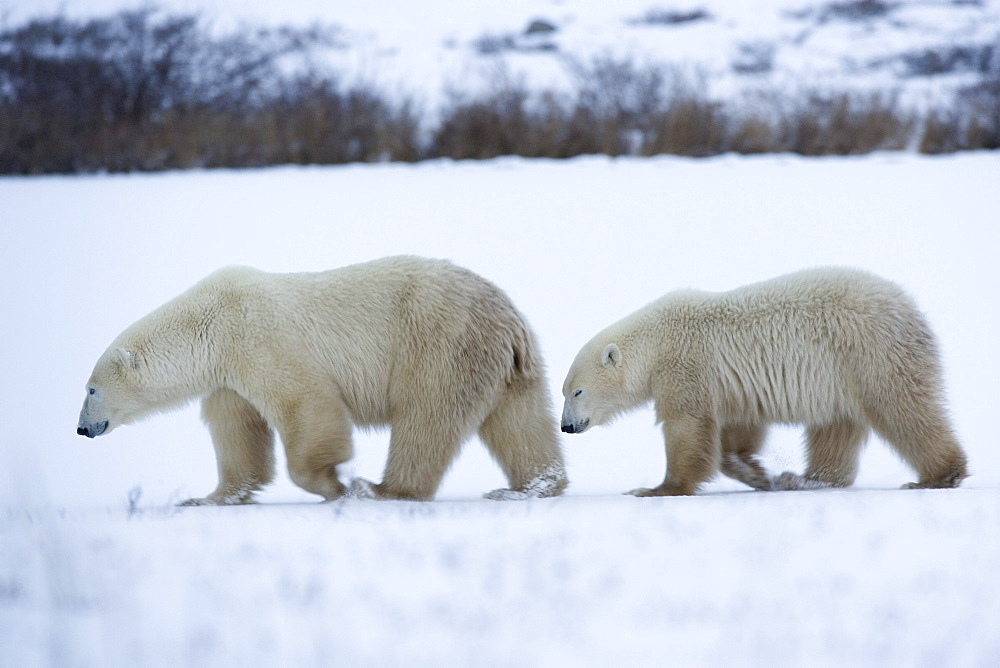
[573,389,583,397]
[88,387,96,396]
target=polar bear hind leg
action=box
[373,409,468,500]
[861,329,969,488]
[479,376,568,500]
[805,418,868,487]
[867,399,968,489]
[773,418,867,491]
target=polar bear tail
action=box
[510,316,536,378]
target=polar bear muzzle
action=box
[77,421,108,438]
[561,419,590,434]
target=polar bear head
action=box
[77,275,238,439]
[561,341,631,434]
[77,346,148,438]
[78,322,206,438]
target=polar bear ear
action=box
[114,347,136,370]
[601,344,621,368]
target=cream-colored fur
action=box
[560,267,968,495]
[78,256,567,504]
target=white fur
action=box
[79,256,567,503]
[562,267,968,495]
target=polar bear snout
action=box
[561,418,590,434]
[77,421,108,438]
[561,391,591,434]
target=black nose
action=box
[77,426,90,437]
[561,424,575,434]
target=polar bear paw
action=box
[484,465,568,500]
[176,494,256,506]
[344,477,379,500]
[625,483,694,496]
[483,488,530,500]
[177,497,216,507]
[177,484,258,506]
[772,471,836,491]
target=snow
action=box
[2,0,1000,662]
[2,152,999,665]
[2,0,998,108]
[7,491,1000,665]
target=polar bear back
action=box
[632,267,938,425]
[192,256,535,429]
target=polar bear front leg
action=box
[179,388,275,506]
[628,414,721,497]
[719,423,772,491]
[280,388,354,501]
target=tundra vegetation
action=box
[1,7,997,173]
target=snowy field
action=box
[2,0,1000,664]
[2,152,1000,665]
[3,0,999,109]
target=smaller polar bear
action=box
[560,267,968,495]
[77,256,567,504]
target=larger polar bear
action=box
[560,267,968,495]
[77,256,567,504]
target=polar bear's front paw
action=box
[345,477,378,499]
[177,497,215,507]
[177,495,255,506]
[773,472,808,490]
[177,494,257,506]
[626,484,693,496]
[772,471,836,491]
[177,485,258,506]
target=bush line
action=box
[1,9,998,174]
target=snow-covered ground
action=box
[2,152,999,665]
[2,0,998,110]
[2,0,999,663]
